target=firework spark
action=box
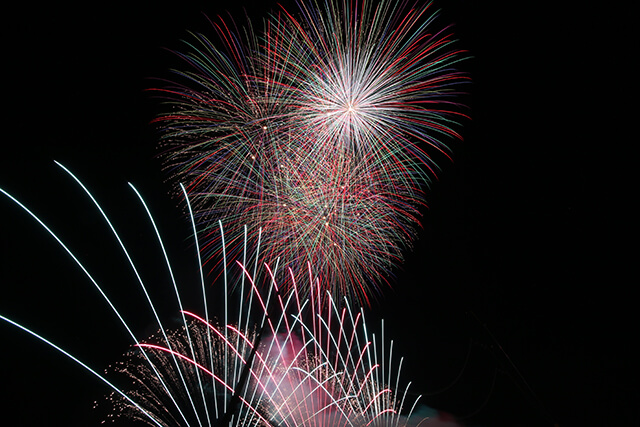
[153,0,468,305]
[1,164,453,426]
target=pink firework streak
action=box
[152,0,469,305]
[1,164,463,426]
[106,263,455,427]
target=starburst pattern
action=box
[153,0,468,304]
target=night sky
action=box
[1,1,634,426]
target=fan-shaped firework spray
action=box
[0,164,457,426]
[153,0,468,305]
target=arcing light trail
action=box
[1,163,438,426]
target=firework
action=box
[103,279,426,427]
[153,0,468,305]
[0,164,448,426]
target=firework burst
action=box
[1,164,449,426]
[153,0,468,305]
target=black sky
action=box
[1,1,635,426]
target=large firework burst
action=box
[0,164,451,426]
[153,0,468,305]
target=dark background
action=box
[1,1,634,426]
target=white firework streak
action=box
[1,163,438,427]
